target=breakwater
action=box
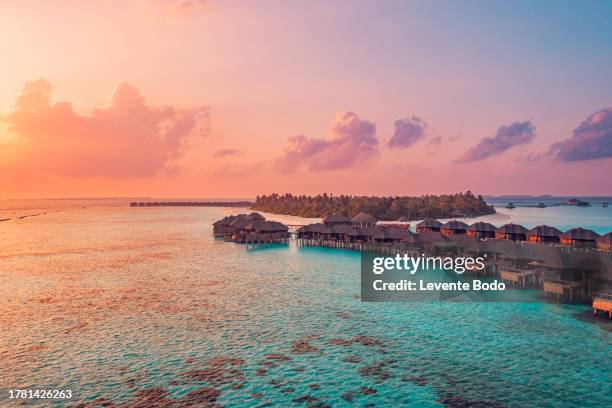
[130,201,253,207]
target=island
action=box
[251,191,495,220]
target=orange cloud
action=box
[1,79,209,177]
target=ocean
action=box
[0,199,610,407]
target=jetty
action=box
[130,201,253,207]
[212,212,612,313]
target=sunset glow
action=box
[1,0,611,198]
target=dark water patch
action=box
[264,352,292,362]
[361,386,377,395]
[129,386,174,407]
[336,311,351,319]
[438,394,505,408]
[343,354,363,364]
[358,360,393,382]
[281,387,296,393]
[72,396,117,407]
[401,374,428,386]
[308,384,320,390]
[341,390,355,402]
[180,386,222,406]
[328,338,352,347]
[292,395,319,404]
[181,355,246,387]
[256,368,268,376]
[251,392,264,399]
[353,335,385,348]
[291,339,318,354]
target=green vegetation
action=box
[252,192,495,220]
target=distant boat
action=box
[604,202,609,208]
[566,198,590,206]
[536,202,546,208]
[506,202,516,209]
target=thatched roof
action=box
[297,223,331,234]
[349,226,379,237]
[375,227,414,241]
[249,212,265,220]
[323,214,352,224]
[441,220,469,230]
[496,223,528,234]
[331,224,354,234]
[528,225,562,238]
[213,215,236,226]
[416,218,442,228]
[468,222,497,233]
[560,227,600,241]
[597,232,612,244]
[351,212,377,224]
[244,220,288,232]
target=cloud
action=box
[458,120,535,162]
[387,116,427,149]
[213,148,241,158]
[276,111,378,172]
[549,108,612,161]
[2,79,209,177]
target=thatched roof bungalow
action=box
[330,224,354,240]
[528,225,562,243]
[374,227,415,244]
[560,228,600,248]
[440,220,469,236]
[213,215,237,235]
[296,223,331,239]
[416,218,442,233]
[495,223,528,241]
[597,232,612,252]
[467,222,497,239]
[348,226,379,242]
[323,214,352,226]
[351,212,377,227]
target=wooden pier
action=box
[543,279,586,304]
[592,294,612,319]
[500,266,543,288]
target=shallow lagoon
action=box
[0,205,610,407]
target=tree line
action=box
[252,192,495,220]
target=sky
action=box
[0,0,611,199]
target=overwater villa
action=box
[351,212,377,227]
[214,213,289,244]
[528,225,563,243]
[467,222,497,239]
[212,215,612,308]
[495,223,528,241]
[598,233,612,252]
[560,228,600,249]
[323,214,352,226]
[416,218,443,233]
[440,220,469,236]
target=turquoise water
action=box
[0,205,610,407]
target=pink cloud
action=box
[2,79,208,177]
[458,120,535,162]
[387,115,427,149]
[276,111,378,172]
[550,107,612,161]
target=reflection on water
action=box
[0,205,610,407]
